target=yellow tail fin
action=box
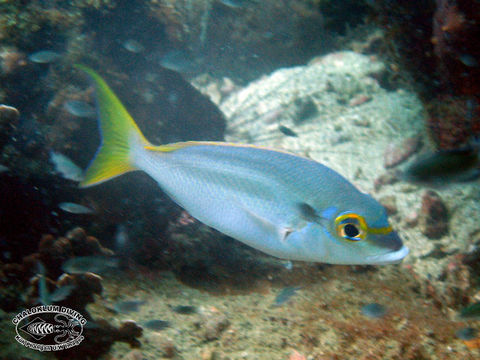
[75,65,151,188]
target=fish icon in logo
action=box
[19,314,81,343]
[19,317,52,341]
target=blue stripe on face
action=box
[321,206,338,220]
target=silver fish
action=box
[50,151,84,182]
[122,39,144,53]
[273,286,301,306]
[29,50,61,64]
[114,299,146,313]
[62,256,119,274]
[37,262,74,304]
[64,100,96,118]
[114,224,129,252]
[158,50,198,73]
[142,319,170,331]
[403,147,480,185]
[220,0,255,8]
[58,202,94,214]
[76,65,409,266]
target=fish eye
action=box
[344,223,359,238]
[335,213,367,242]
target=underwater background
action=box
[1,0,480,359]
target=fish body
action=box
[273,286,301,306]
[113,299,145,313]
[158,50,198,73]
[403,147,479,185]
[122,39,144,53]
[29,50,61,64]
[62,255,119,274]
[142,319,170,331]
[361,303,387,318]
[76,65,408,265]
[64,100,96,118]
[278,125,298,137]
[50,151,84,182]
[114,224,129,252]
[58,202,94,214]
[37,262,74,304]
[172,305,197,314]
[459,301,480,320]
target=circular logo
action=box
[12,306,86,351]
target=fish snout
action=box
[367,231,409,264]
[378,230,404,251]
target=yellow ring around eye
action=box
[334,212,393,240]
[335,213,368,232]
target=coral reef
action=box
[419,190,449,239]
[93,259,480,360]
[0,103,19,149]
[426,95,480,149]
[432,0,480,96]
[0,45,26,78]
[373,0,480,148]
[56,319,143,360]
[148,0,327,80]
[0,227,111,309]
[0,227,143,359]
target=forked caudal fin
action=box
[75,65,152,188]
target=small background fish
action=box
[64,100,96,118]
[28,50,61,63]
[62,256,119,274]
[273,286,301,307]
[50,151,84,182]
[113,299,146,314]
[142,319,170,331]
[58,202,94,214]
[403,147,480,185]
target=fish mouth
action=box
[366,245,410,265]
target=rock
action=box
[384,136,423,168]
[122,349,143,360]
[461,231,480,274]
[373,171,400,191]
[379,195,397,215]
[419,190,448,239]
[202,308,230,341]
[201,348,224,360]
[220,51,424,187]
[348,94,371,107]
[149,334,176,358]
[0,104,19,148]
[0,46,26,76]
[0,104,19,124]
[59,319,143,359]
[56,272,103,312]
[404,210,419,228]
[117,320,143,348]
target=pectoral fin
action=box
[241,206,293,243]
